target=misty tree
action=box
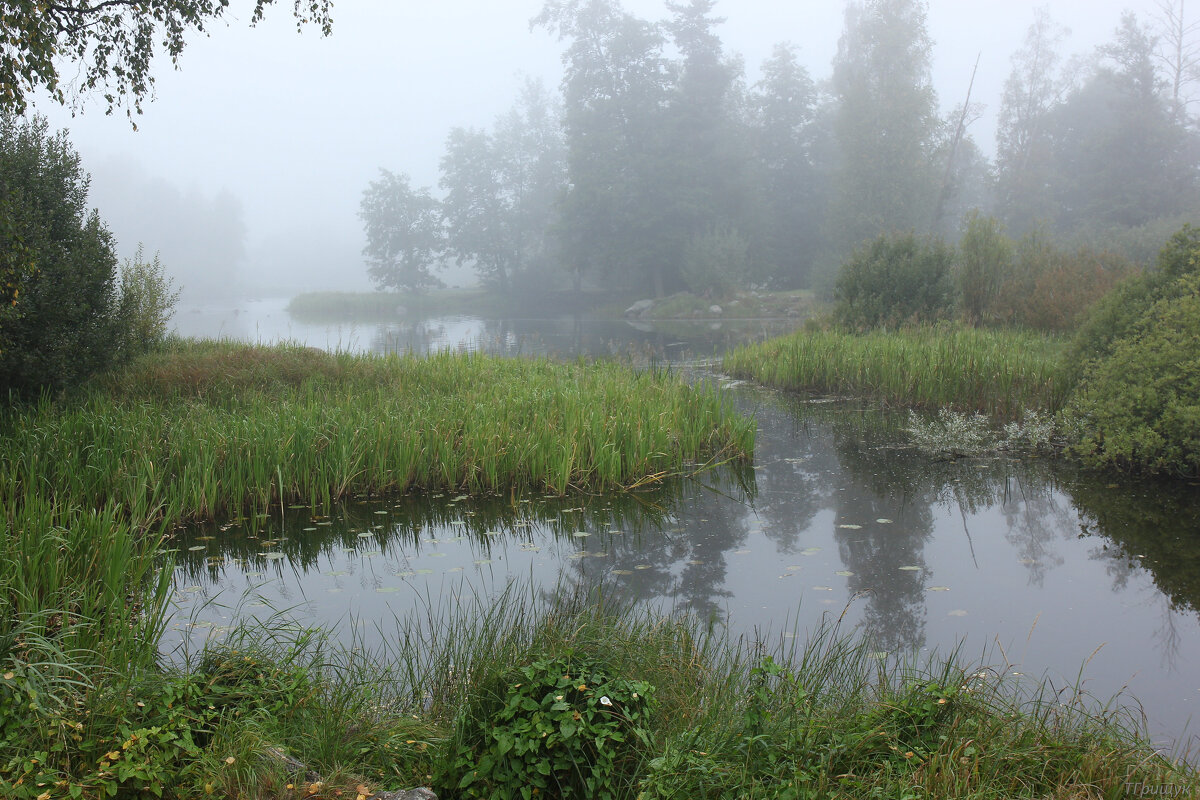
[994,9,1074,234]
[748,42,827,287]
[439,80,566,291]
[534,0,672,294]
[1153,0,1200,121]
[0,0,332,117]
[828,0,941,255]
[358,170,444,292]
[1038,14,1200,233]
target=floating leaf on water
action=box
[927,586,950,592]
[415,568,434,575]
[357,532,374,538]
[876,518,894,524]
[836,524,862,530]
[486,531,502,537]
[567,553,586,560]
[187,545,206,552]
[898,565,922,571]
[248,601,269,608]
[341,547,358,553]
[473,559,492,566]
[612,569,634,575]
[262,552,286,560]
[609,530,623,535]
[424,538,440,544]
[589,551,608,558]
[374,511,389,515]
[835,570,855,577]
[734,549,751,555]
[634,564,652,570]
[785,565,803,571]
[193,621,212,628]
[393,571,415,578]
[450,520,466,526]
[948,610,968,617]
[687,560,704,566]
[572,532,590,538]
[812,586,833,591]
[244,572,266,579]
[317,521,333,526]
[303,527,317,532]
[184,586,203,593]
[197,535,214,541]
[453,495,469,502]
[375,587,402,593]
[448,536,466,542]
[446,567,463,573]
[867,651,889,661]
[777,573,793,579]
[364,550,382,557]
[801,547,821,556]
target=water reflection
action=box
[164,306,1200,753]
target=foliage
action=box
[115,245,181,361]
[1067,271,1200,476]
[956,211,1011,324]
[0,341,756,523]
[834,232,955,329]
[0,113,121,398]
[986,233,1135,332]
[442,653,654,799]
[680,225,749,299]
[0,0,332,117]
[358,170,445,292]
[723,325,1069,418]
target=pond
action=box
[165,299,1200,755]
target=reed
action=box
[0,340,755,526]
[723,325,1070,418]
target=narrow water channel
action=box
[166,303,1200,755]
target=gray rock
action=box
[369,789,437,800]
[624,299,654,316]
[708,304,722,314]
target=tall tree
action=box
[1041,14,1200,232]
[1152,0,1200,122]
[358,171,444,292]
[828,0,941,254]
[994,9,1073,234]
[748,42,825,286]
[534,0,671,294]
[0,0,332,117]
[439,80,566,291]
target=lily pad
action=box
[473,559,492,565]
[375,586,402,593]
[734,549,751,555]
[634,564,652,570]
[876,518,894,524]
[948,609,968,617]
[835,570,855,577]
[927,586,950,592]
[898,565,922,571]
[262,552,286,560]
[612,569,634,575]
[446,566,463,573]
[801,547,821,556]
[187,545,206,552]
[414,568,434,575]
[812,586,834,591]
[323,570,349,577]
[686,559,704,566]
[357,532,374,538]
[836,524,862,530]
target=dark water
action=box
[166,303,1200,754]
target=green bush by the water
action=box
[834,233,955,329]
[0,340,755,523]
[723,325,1069,418]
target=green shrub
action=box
[1067,271,1200,476]
[114,245,180,361]
[681,226,749,299]
[834,233,955,329]
[987,232,1134,332]
[957,212,1011,325]
[441,652,655,799]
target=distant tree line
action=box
[361,0,1200,299]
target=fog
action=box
[34,0,1181,300]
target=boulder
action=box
[624,299,654,316]
[369,789,438,800]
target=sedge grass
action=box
[724,325,1070,418]
[0,340,755,525]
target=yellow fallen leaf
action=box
[2,671,13,680]
[225,756,236,765]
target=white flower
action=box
[599,696,612,706]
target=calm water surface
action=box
[166,300,1200,754]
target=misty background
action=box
[32,0,1196,302]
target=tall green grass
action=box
[724,325,1070,418]
[8,586,1187,799]
[0,340,755,525]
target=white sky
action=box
[33,0,1161,294]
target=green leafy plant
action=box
[114,245,180,362]
[834,233,955,330]
[441,653,655,800]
